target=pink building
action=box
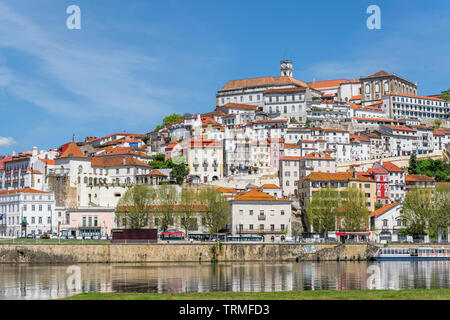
[59,207,115,238]
[268,138,284,172]
[164,141,182,160]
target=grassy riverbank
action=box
[64,289,450,300]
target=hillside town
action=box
[1,61,449,244]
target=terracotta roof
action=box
[261,184,280,189]
[366,70,391,78]
[267,138,284,143]
[0,188,50,195]
[405,174,435,182]
[433,130,445,136]
[233,188,290,202]
[90,133,146,143]
[350,95,362,100]
[301,171,373,182]
[350,134,370,142]
[221,76,309,90]
[367,168,387,175]
[145,169,168,177]
[370,202,398,217]
[284,143,300,149]
[352,117,402,123]
[40,159,55,165]
[264,87,307,94]
[385,93,444,102]
[217,187,239,194]
[384,125,416,132]
[187,139,221,148]
[281,156,303,160]
[308,79,351,89]
[302,152,334,160]
[91,157,150,168]
[379,161,403,172]
[59,142,86,159]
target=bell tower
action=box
[280,60,293,77]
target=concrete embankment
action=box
[0,243,449,264]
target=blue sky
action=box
[0,0,449,154]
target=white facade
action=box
[0,189,56,238]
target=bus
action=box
[226,235,264,243]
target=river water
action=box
[0,261,449,299]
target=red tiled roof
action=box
[221,76,310,90]
[233,188,290,202]
[284,143,300,149]
[261,184,280,189]
[370,202,398,217]
[405,174,435,182]
[264,87,307,94]
[384,125,416,132]
[59,142,86,159]
[366,70,391,78]
[308,79,350,89]
[385,93,444,102]
[91,157,150,168]
[379,161,403,172]
[0,188,50,195]
[219,103,258,111]
[40,159,55,165]
[301,171,373,182]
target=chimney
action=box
[32,146,38,157]
[380,160,383,166]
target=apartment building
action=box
[372,161,406,203]
[383,93,449,120]
[230,188,292,242]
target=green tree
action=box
[179,187,200,239]
[149,154,165,169]
[115,185,156,228]
[338,188,370,232]
[154,114,184,131]
[408,154,419,174]
[434,119,442,128]
[290,117,298,124]
[306,188,340,234]
[155,185,179,231]
[440,88,450,101]
[401,187,434,236]
[429,190,450,241]
[199,187,231,236]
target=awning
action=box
[336,232,370,236]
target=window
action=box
[32,217,35,224]
[88,216,92,227]
[83,216,86,227]
[270,224,274,231]
[239,209,243,215]
[32,205,35,211]
[260,224,264,230]
[38,217,42,224]
[281,224,285,231]
[249,210,254,215]
[281,210,285,216]
[48,205,51,211]
[47,217,51,224]
[94,216,98,227]
[249,224,253,230]
[383,219,388,227]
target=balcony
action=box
[258,215,266,221]
[236,229,286,235]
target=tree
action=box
[290,117,298,124]
[149,154,165,169]
[338,188,370,232]
[408,154,419,174]
[429,189,450,241]
[199,187,230,236]
[179,187,200,239]
[115,185,156,228]
[440,88,450,101]
[306,188,340,234]
[401,187,434,236]
[154,113,184,131]
[155,185,179,231]
[434,119,442,128]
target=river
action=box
[0,261,449,299]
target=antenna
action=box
[72,134,75,142]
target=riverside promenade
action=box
[1,242,449,263]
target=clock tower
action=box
[280,60,293,77]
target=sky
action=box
[0,0,449,154]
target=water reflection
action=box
[0,261,448,299]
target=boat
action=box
[372,247,450,261]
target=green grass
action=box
[0,239,110,244]
[64,289,450,300]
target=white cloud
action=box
[0,137,17,147]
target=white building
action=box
[230,188,292,242]
[383,93,449,121]
[0,188,56,238]
[370,202,403,243]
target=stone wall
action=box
[1,243,448,264]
